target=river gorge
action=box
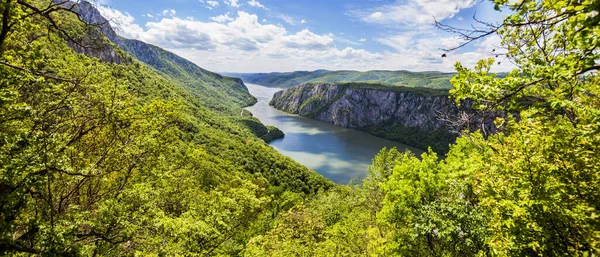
[245,83,423,184]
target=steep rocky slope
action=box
[270,83,495,153]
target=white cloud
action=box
[224,0,240,7]
[372,32,513,72]
[98,5,512,72]
[377,33,416,51]
[100,8,385,72]
[353,0,476,26]
[146,13,154,18]
[199,0,220,9]
[282,29,334,50]
[162,9,176,17]
[278,14,298,25]
[300,19,307,24]
[97,5,145,39]
[211,13,234,23]
[370,12,382,19]
[247,0,265,9]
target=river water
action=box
[245,83,423,184]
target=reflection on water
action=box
[245,83,423,184]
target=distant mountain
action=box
[74,1,256,114]
[227,70,456,89]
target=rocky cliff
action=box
[270,83,495,153]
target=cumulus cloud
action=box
[353,0,475,26]
[97,5,144,39]
[100,8,386,72]
[99,4,510,72]
[282,29,334,51]
[211,13,234,23]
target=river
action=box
[245,83,423,184]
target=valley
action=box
[1,0,597,256]
[245,83,422,183]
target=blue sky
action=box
[97,0,511,73]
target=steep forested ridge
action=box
[0,1,331,255]
[230,69,456,89]
[73,1,256,115]
[71,1,281,141]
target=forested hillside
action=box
[246,0,600,255]
[72,1,281,141]
[1,0,598,256]
[0,1,331,255]
[231,69,455,89]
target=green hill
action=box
[229,69,455,89]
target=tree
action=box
[433,0,600,254]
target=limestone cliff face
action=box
[269,83,460,133]
[270,83,500,153]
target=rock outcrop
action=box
[270,83,456,131]
[270,83,497,153]
[52,1,126,64]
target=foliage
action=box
[0,1,332,255]
[1,0,599,255]
[363,123,455,154]
[244,185,391,257]
[261,126,285,143]
[446,0,600,254]
[245,0,600,255]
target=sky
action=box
[96,0,513,73]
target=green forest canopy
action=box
[1,0,599,256]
